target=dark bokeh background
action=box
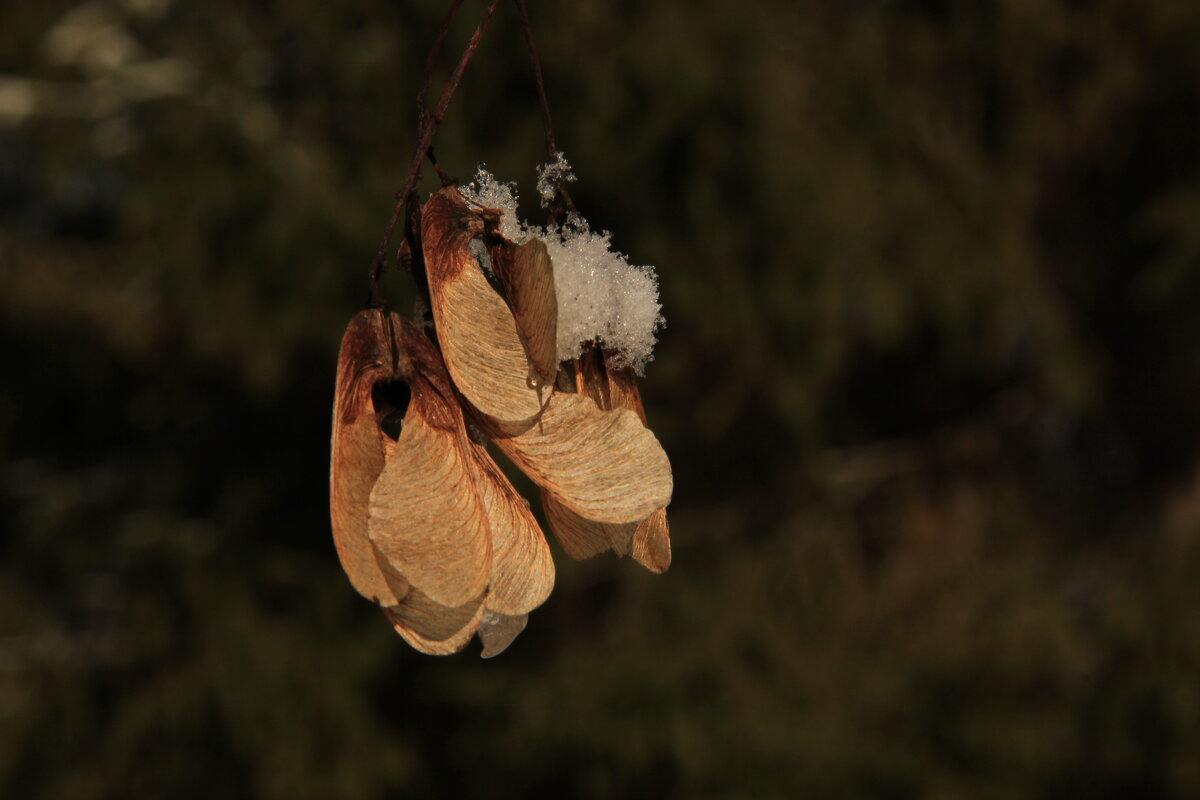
[3,1,1200,797]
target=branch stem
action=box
[515,0,577,223]
[369,0,503,304]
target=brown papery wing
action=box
[493,393,672,525]
[540,490,631,558]
[630,507,671,574]
[597,355,672,572]
[490,236,559,389]
[329,309,411,606]
[368,408,491,609]
[422,187,544,431]
[541,492,670,573]
[469,443,555,616]
[478,611,529,659]
[384,588,485,656]
[560,347,673,572]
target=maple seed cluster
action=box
[330,187,673,657]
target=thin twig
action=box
[515,0,557,160]
[515,0,577,223]
[416,0,465,186]
[369,0,503,304]
[416,0,466,134]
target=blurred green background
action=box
[3,0,1200,797]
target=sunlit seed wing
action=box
[469,443,555,616]
[592,353,672,572]
[569,346,673,572]
[422,187,544,431]
[540,490,628,559]
[492,392,672,524]
[330,309,411,606]
[384,588,485,656]
[368,401,491,609]
[542,491,669,571]
[630,507,671,574]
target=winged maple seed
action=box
[330,185,672,657]
[540,346,671,573]
[331,309,552,655]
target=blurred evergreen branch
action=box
[2,0,1199,797]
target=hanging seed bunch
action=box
[330,150,672,657]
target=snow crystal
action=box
[460,167,526,242]
[460,162,663,374]
[536,151,576,207]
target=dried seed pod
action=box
[491,391,672,525]
[422,187,548,431]
[368,409,492,608]
[333,178,673,656]
[539,346,672,573]
[384,588,485,656]
[333,312,557,655]
[478,611,529,659]
[487,236,559,388]
[421,188,670,530]
[330,309,413,606]
[629,508,671,574]
[365,317,493,609]
[592,351,672,573]
[468,439,555,616]
[540,490,622,559]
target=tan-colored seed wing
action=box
[493,392,672,524]
[478,611,529,658]
[330,309,411,606]
[559,346,673,573]
[539,490,613,559]
[491,237,558,388]
[384,588,485,656]
[591,355,672,572]
[469,444,555,616]
[541,493,670,573]
[630,507,671,574]
[368,411,491,609]
[422,187,544,431]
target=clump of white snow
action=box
[541,223,662,374]
[460,161,663,374]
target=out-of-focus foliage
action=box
[2,0,1199,797]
